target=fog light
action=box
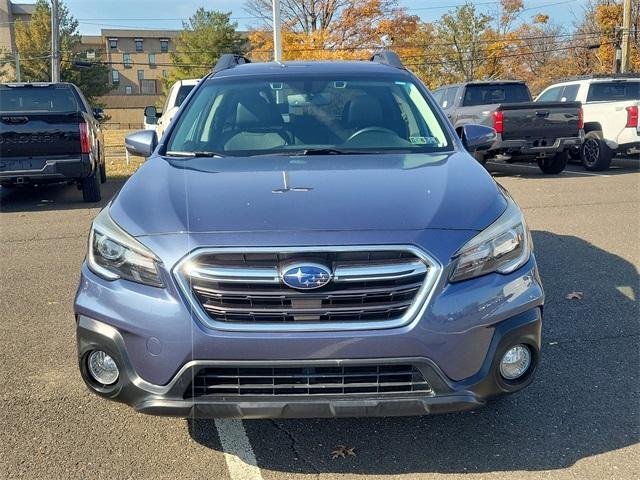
[87,350,119,385]
[499,344,531,380]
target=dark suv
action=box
[75,52,544,419]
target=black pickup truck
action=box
[0,82,106,202]
[432,81,584,174]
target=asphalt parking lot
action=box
[0,157,638,480]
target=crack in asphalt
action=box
[269,419,321,477]
[546,332,639,347]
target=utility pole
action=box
[51,0,60,82]
[272,0,282,62]
[620,0,632,73]
[15,53,21,82]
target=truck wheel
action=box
[99,161,107,184]
[537,151,568,174]
[472,151,487,166]
[81,168,102,203]
[581,131,612,171]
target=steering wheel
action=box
[345,126,399,143]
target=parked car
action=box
[143,78,199,138]
[433,80,583,174]
[536,74,639,170]
[75,52,544,419]
[0,82,106,202]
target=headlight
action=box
[450,192,531,282]
[87,207,164,287]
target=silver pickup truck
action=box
[433,81,584,174]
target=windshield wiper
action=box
[297,148,368,155]
[166,150,225,158]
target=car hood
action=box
[110,152,507,236]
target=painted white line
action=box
[486,161,611,177]
[215,418,264,480]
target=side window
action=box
[560,84,579,102]
[537,86,562,102]
[441,87,457,109]
[432,89,443,104]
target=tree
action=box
[433,3,493,82]
[246,0,417,61]
[13,0,111,104]
[165,9,245,87]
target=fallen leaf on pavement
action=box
[565,291,584,300]
[331,445,356,459]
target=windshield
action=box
[165,75,452,156]
[0,85,79,113]
[175,85,195,107]
[462,84,531,106]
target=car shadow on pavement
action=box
[488,157,639,178]
[188,231,639,476]
[0,178,127,213]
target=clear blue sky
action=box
[46,0,588,34]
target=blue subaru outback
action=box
[75,52,544,418]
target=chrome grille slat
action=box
[184,364,433,398]
[174,246,441,332]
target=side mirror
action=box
[144,105,159,125]
[93,107,105,120]
[460,124,497,152]
[125,130,157,157]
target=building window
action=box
[137,69,144,81]
[160,39,169,53]
[162,70,168,78]
[111,70,119,84]
[148,53,156,67]
[123,53,132,68]
[109,38,118,49]
[135,39,143,52]
[125,86,132,95]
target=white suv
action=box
[536,75,639,170]
[143,79,199,139]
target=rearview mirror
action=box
[460,124,497,152]
[125,130,157,157]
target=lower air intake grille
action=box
[184,364,432,398]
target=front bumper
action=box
[76,307,542,419]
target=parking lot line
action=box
[486,161,611,177]
[214,418,264,480]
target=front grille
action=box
[176,247,436,330]
[184,364,432,398]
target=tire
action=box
[99,161,107,184]
[581,131,612,171]
[81,167,101,203]
[537,151,568,174]
[568,146,581,162]
[472,151,488,166]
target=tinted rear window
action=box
[0,85,79,112]
[586,81,640,102]
[462,84,531,106]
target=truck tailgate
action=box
[499,101,581,141]
[0,112,82,159]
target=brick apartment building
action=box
[0,0,35,79]
[80,29,181,126]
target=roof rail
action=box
[370,50,404,69]
[212,54,251,74]
[560,73,640,82]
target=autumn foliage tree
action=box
[244,0,636,92]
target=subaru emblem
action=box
[280,263,332,290]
